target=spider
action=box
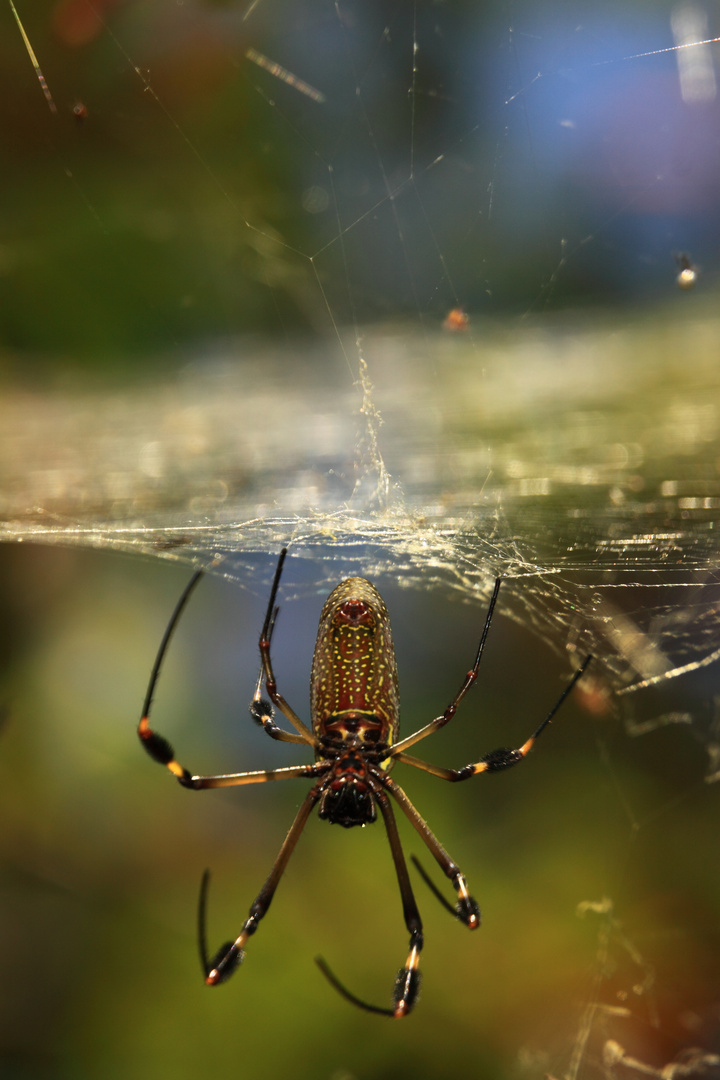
[138,548,591,1017]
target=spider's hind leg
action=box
[385,777,481,929]
[316,783,424,1018]
[410,854,481,927]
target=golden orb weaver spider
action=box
[138,549,591,1017]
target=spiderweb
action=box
[1,2,719,1079]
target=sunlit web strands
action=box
[595,36,720,64]
[245,47,326,104]
[8,0,57,114]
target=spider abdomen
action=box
[311,578,399,748]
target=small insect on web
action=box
[138,549,591,1017]
[675,252,698,290]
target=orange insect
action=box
[442,307,469,332]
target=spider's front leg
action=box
[248,666,314,746]
[254,547,319,747]
[392,655,593,784]
[139,654,319,789]
[138,553,320,786]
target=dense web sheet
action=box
[1,3,720,1079]
[3,315,720,709]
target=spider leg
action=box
[410,855,459,918]
[139,568,204,733]
[316,784,423,1018]
[249,663,310,745]
[202,785,321,985]
[257,549,319,748]
[392,656,592,782]
[140,626,322,786]
[391,577,502,756]
[198,868,215,976]
[143,752,325,790]
[385,777,480,928]
[138,556,319,784]
[249,588,311,745]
